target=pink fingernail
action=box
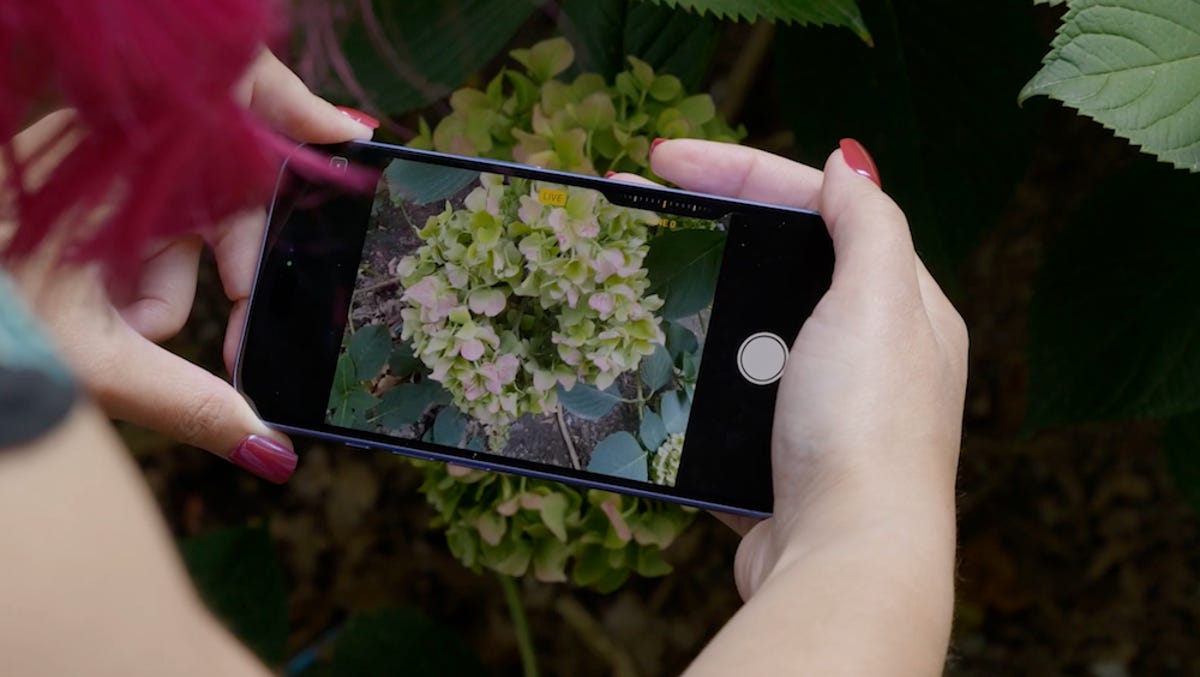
[335,106,381,130]
[229,435,297,484]
[603,171,616,178]
[650,138,667,155]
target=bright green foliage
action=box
[639,0,871,43]
[395,174,666,428]
[417,462,695,591]
[1021,0,1200,172]
[410,38,744,176]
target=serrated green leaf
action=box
[348,324,391,380]
[645,229,726,320]
[639,344,674,393]
[587,431,649,481]
[1164,411,1200,516]
[180,526,288,666]
[639,0,871,43]
[558,382,623,419]
[1020,0,1200,171]
[327,608,485,677]
[1025,160,1200,430]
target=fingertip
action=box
[228,433,297,483]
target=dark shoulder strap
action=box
[0,270,77,448]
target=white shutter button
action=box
[737,332,788,385]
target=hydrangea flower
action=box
[397,174,666,429]
[650,433,684,487]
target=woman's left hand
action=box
[9,51,376,483]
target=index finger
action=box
[649,139,823,210]
[240,50,374,143]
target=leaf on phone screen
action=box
[639,344,673,393]
[332,387,379,428]
[349,324,391,380]
[378,381,449,429]
[645,229,726,320]
[328,354,358,407]
[586,432,649,481]
[432,406,468,447]
[639,409,668,451]
[384,160,480,206]
[660,390,691,435]
[663,320,699,365]
[558,382,623,420]
[388,339,423,378]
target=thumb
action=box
[94,324,297,483]
[819,139,920,299]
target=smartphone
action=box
[236,141,833,516]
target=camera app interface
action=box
[327,158,727,487]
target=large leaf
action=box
[776,0,1042,284]
[640,0,871,43]
[328,0,539,116]
[1020,0,1200,172]
[384,159,479,206]
[559,0,722,90]
[639,344,674,393]
[587,431,649,480]
[377,381,451,429]
[1164,411,1200,516]
[180,526,288,666]
[558,382,624,419]
[1025,160,1200,430]
[348,324,391,381]
[325,608,485,677]
[645,229,726,320]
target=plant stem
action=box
[499,574,540,677]
[556,403,582,470]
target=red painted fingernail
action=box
[650,137,667,155]
[335,106,380,130]
[839,138,881,187]
[603,171,616,178]
[228,435,297,484]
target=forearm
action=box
[688,474,957,676]
[0,405,272,677]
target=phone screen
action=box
[331,158,725,490]
[239,143,833,515]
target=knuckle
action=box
[176,391,229,449]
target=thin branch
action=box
[555,596,639,677]
[556,403,582,470]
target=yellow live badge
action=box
[537,187,568,207]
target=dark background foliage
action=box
[127,1,1200,674]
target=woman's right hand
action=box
[643,138,968,676]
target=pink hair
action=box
[0,0,311,269]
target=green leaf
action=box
[328,353,357,410]
[558,382,623,419]
[1025,160,1200,430]
[326,0,538,116]
[660,390,691,435]
[511,36,575,83]
[388,339,422,378]
[776,0,1042,284]
[1020,0,1200,172]
[349,324,391,381]
[639,344,674,393]
[587,431,649,481]
[639,410,668,451]
[540,492,570,541]
[327,608,485,677]
[663,321,699,364]
[432,406,468,447]
[634,545,673,577]
[532,537,572,582]
[645,229,726,320]
[180,526,288,666]
[1164,411,1200,516]
[384,159,479,206]
[378,381,451,429]
[639,0,871,43]
[560,0,722,90]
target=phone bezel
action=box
[235,141,832,517]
